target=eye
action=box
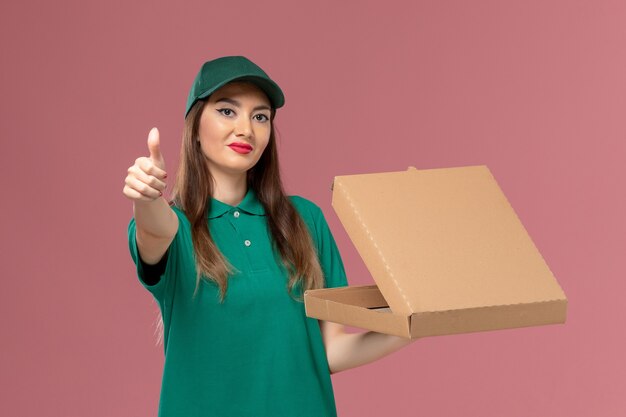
[217,108,234,117]
[254,114,270,122]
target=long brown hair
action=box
[156,92,324,344]
[153,88,325,344]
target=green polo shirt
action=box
[127,188,348,417]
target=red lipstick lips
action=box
[228,142,253,154]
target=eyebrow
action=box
[214,97,271,112]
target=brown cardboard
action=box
[304,165,568,338]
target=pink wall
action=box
[1,0,624,416]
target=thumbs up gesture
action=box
[123,127,169,202]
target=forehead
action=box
[209,81,270,105]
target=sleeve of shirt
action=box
[127,205,187,301]
[312,204,349,289]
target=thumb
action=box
[147,127,165,169]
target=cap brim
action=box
[195,74,284,108]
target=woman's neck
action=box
[211,171,248,206]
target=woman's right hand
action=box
[123,127,168,202]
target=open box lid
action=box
[331,165,567,318]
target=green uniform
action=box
[127,188,348,417]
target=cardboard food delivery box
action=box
[304,165,568,339]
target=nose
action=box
[234,117,252,138]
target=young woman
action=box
[123,56,415,417]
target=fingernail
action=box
[164,173,168,178]
[159,191,163,196]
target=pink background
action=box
[1,0,624,416]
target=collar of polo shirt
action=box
[208,188,266,218]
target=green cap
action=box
[185,55,285,118]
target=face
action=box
[197,81,272,180]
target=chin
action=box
[222,161,258,175]
[207,153,261,175]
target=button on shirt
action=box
[127,188,349,417]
